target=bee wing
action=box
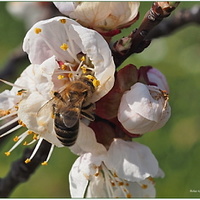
[37,98,54,121]
[61,108,80,128]
[53,94,84,129]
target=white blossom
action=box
[54,2,140,34]
[118,82,171,135]
[69,138,161,198]
[23,16,115,101]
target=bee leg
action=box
[81,103,95,121]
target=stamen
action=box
[0,111,17,120]
[0,124,22,138]
[0,78,25,89]
[24,137,43,163]
[34,28,42,34]
[80,56,85,62]
[4,131,28,155]
[0,117,19,131]
[41,144,54,166]
[13,136,19,142]
[81,66,87,74]
[18,120,26,127]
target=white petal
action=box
[86,172,108,198]
[70,122,107,157]
[105,139,159,182]
[69,156,89,198]
[70,24,115,101]
[128,178,156,197]
[53,2,76,16]
[18,91,62,147]
[23,16,81,64]
[0,90,20,110]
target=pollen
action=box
[68,73,73,78]
[141,184,148,189]
[59,19,67,24]
[60,43,68,51]
[126,193,132,198]
[93,79,100,88]
[33,134,38,140]
[41,161,48,166]
[5,152,11,156]
[25,158,31,164]
[23,141,28,146]
[27,130,33,135]
[13,136,19,142]
[80,56,86,62]
[57,75,65,80]
[0,109,10,116]
[81,66,87,74]
[85,75,94,80]
[118,181,124,186]
[34,28,42,34]
[18,120,26,127]
[61,64,67,70]
[94,172,99,177]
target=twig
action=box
[112,2,180,67]
[147,4,200,39]
[0,140,51,197]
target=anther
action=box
[80,56,86,62]
[59,19,67,24]
[60,43,68,51]
[126,193,132,198]
[13,136,19,142]
[33,134,38,140]
[61,64,67,70]
[41,161,48,166]
[25,158,31,164]
[34,28,42,34]
[0,110,10,117]
[18,120,26,127]
[141,184,148,189]
[57,75,65,80]
[5,152,11,156]
[81,66,87,74]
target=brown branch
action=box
[147,4,200,39]
[112,2,180,68]
[0,140,51,197]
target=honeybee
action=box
[38,75,96,147]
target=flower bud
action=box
[118,82,171,135]
[54,2,140,37]
[146,67,170,92]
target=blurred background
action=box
[0,1,200,198]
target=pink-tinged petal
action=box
[147,67,170,92]
[105,139,159,182]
